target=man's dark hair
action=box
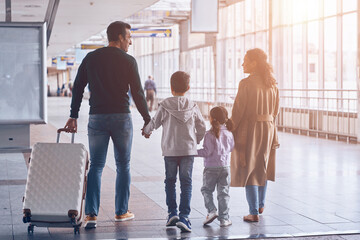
[107,21,131,42]
[170,71,190,93]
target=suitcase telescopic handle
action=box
[57,128,75,143]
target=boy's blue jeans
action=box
[245,181,268,215]
[164,156,194,218]
[85,113,133,216]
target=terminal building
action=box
[0,0,359,239]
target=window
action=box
[255,0,267,31]
[245,0,254,33]
[324,0,337,17]
[292,0,307,24]
[307,21,319,88]
[343,0,357,13]
[342,13,357,90]
[324,17,337,89]
[235,2,244,35]
[307,0,319,20]
[292,24,303,89]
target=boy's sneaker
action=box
[166,213,179,227]
[84,214,97,229]
[114,211,135,222]
[176,217,192,232]
[220,219,232,227]
[203,210,218,225]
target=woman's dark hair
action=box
[245,48,276,87]
[107,21,131,42]
[210,106,233,138]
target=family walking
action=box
[64,21,280,232]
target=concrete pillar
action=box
[357,0,360,142]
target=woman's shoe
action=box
[259,207,264,214]
[243,214,259,222]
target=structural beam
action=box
[357,0,360,142]
[44,0,60,46]
[5,0,11,22]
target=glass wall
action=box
[132,0,358,112]
[216,0,269,103]
[272,0,358,92]
[272,0,358,112]
[181,46,215,102]
[132,25,180,99]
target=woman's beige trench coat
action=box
[230,75,279,187]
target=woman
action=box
[230,48,279,222]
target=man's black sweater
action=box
[70,47,150,124]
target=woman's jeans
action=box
[85,113,133,216]
[245,181,268,215]
[164,156,194,218]
[201,167,230,220]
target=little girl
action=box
[197,106,234,227]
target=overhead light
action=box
[21,14,35,17]
[25,4,41,8]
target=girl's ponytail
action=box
[210,106,231,138]
[211,118,221,138]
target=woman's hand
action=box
[239,159,246,168]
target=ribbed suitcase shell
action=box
[23,142,88,228]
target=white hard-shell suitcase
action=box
[22,128,89,234]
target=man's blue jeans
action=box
[245,181,268,215]
[164,156,194,218]
[85,113,133,216]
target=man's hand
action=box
[141,128,151,139]
[64,118,77,133]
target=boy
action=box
[142,71,206,232]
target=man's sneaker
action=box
[84,214,97,229]
[176,217,192,232]
[220,219,232,227]
[166,213,179,227]
[114,211,135,222]
[203,210,218,225]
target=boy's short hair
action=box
[170,71,190,93]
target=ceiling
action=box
[0,0,233,59]
[0,0,159,58]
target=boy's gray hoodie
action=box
[143,96,206,156]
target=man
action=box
[64,21,150,229]
[144,75,157,111]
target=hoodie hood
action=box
[160,96,196,123]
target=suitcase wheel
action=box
[27,224,34,235]
[74,226,80,234]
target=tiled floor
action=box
[0,97,359,240]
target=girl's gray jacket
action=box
[143,96,206,156]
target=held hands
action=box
[64,118,77,133]
[141,128,151,138]
[142,122,151,138]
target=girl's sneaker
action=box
[203,210,218,225]
[220,219,232,227]
[176,217,192,232]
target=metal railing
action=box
[156,87,358,142]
